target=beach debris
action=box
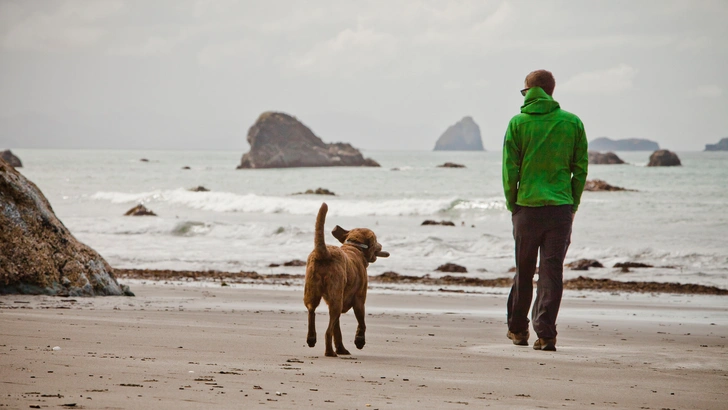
[435,263,467,273]
[565,259,604,270]
[52,346,61,351]
[189,186,210,192]
[421,220,455,226]
[588,151,625,165]
[283,259,306,267]
[584,179,635,192]
[437,162,466,168]
[124,204,157,217]
[293,188,336,196]
[647,149,681,166]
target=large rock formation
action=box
[588,151,625,164]
[434,116,484,151]
[0,158,130,296]
[647,150,681,167]
[237,112,380,169]
[1,150,22,168]
[590,137,660,151]
[705,138,728,151]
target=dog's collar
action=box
[345,240,369,250]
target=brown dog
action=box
[304,202,389,357]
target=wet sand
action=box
[1,282,726,409]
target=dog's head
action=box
[332,225,390,263]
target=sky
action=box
[0,0,726,152]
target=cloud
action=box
[1,0,124,52]
[109,36,178,56]
[693,85,723,98]
[197,39,259,68]
[559,64,638,96]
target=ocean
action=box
[10,149,728,289]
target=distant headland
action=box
[589,137,660,152]
[705,138,728,151]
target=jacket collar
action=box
[521,87,560,115]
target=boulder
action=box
[1,150,22,168]
[189,186,210,192]
[565,259,604,271]
[614,262,653,268]
[0,159,131,296]
[705,138,728,151]
[589,137,660,151]
[421,220,455,226]
[124,204,157,216]
[647,150,681,167]
[237,112,380,169]
[434,116,485,151]
[588,151,625,164]
[437,162,466,168]
[584,179,634,192]
[435,263,467,273]
[293,188,335,196]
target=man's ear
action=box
[331,225,349,244]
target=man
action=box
[502,69,588,351]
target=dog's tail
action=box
[314,202,330,259]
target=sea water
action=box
[10,149,728,288]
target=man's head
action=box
[524,69,555,96]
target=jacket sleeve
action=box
[570,121,588,213]
[502,120,520,213]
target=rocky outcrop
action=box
[705,138,728,151]
[437,162,466,168]
[189,186,209,192]
[124,204,157,216]
[588,151,625,164]
[584,179,634,192]
[435,263,467,273]
[1,150,22,168]
[590,137,659,151]
[293,188,335,196]
[237,112,380,169]
[421,220,455,226]
[434,116,484,151]
[565,259,604,271]
[0,159,131,296]
[647,150,681,167]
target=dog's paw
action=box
[307,337,316,348]
[336,347,351,355]
[355,336,366,350]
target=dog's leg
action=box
[353,302,366,350]
[304,293,321,348]
[325,304,342,357]
[334,317,350,355]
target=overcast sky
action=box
[1,0,726,152]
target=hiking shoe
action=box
[507,330,529,346]
[533,338,557,351]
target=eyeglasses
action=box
[520,88,530,96]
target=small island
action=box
[590,137,660,151]
[705,138,728,151]
[433,116,485,151]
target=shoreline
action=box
[1,282,726,409]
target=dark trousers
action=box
[507,205,573,339]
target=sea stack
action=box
[0,158,130,296]
[237,112,380,169]
[705,138,728,151]
[647,150,681,167]
[434,116,485,151]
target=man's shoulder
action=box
[554,108,583,125]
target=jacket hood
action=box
[521,87,560,115]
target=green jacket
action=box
[502,87,588,213]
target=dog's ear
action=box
[331,225,349,244]
[376,250,390,258]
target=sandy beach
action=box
[1,281,726,409]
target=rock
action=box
[189,186,209,192]
[614,262,654,268]
[421,220,456,226]
[437,162,466,168]
[588,151,625,164]
[589,137,660,151]
[647,150,681,167]
[705,138,728,151]
[181,166,191,170]
[237,112,380,169]
[584,179,634,192]
[140,158,149,162]
[565,259,604,271]
[434,116,485,151]
[435,263,467,273]
[293,188,335,196]
[1,150,22,168]
[283,259,307,267]
[124,204,157,216]
[0,160,129,296]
